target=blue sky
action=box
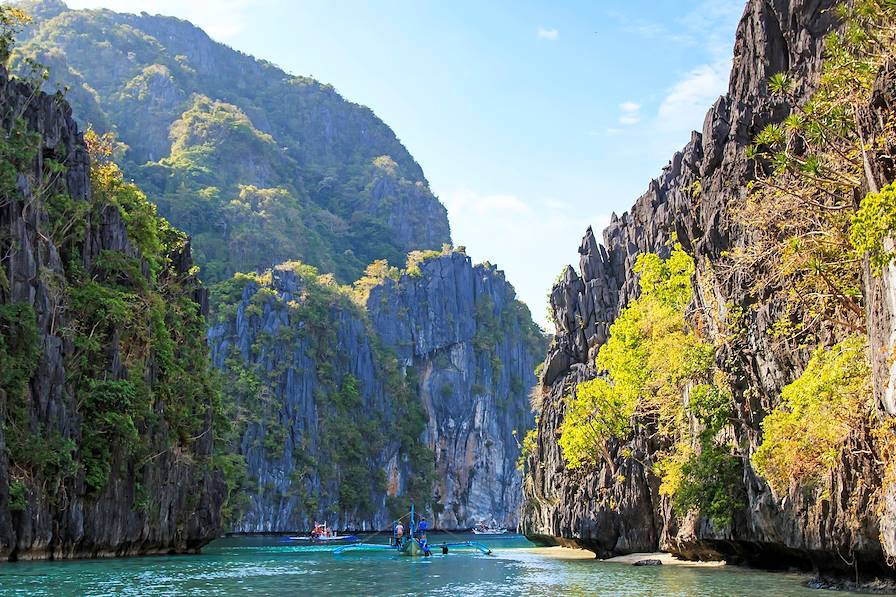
[67,0,745,328]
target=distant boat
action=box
[288,534,360,543]
[288,522,359,543]
[472,521,508,535]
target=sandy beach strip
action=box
[601,552,726,567]
[532,547,726,567]
[526,546,597,560]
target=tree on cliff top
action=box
[0,6,29,63]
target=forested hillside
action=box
[1,0,544,541]
[12,0,451,283]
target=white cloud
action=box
[677,1,744,60]
[443,190,531,216]
[608,1,740,59]
[657,62,728,130]
[536,27,559,40]
[617,101,641,125]
[65,0,267,40]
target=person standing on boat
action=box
[418,517,431,556]
[394,521,404,546]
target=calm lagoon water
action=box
[0,534,856,596]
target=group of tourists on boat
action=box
[288,522,359,543]
[311,522,332,540]
[291,503,495,557]
[331,503,492,557]
[391,514,430,554]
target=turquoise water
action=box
[0,534,853,596]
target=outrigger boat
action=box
[288,522,359,543]
[472,521,508,535]
[333,503,491,557]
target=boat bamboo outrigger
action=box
[472,520,508,535]
[333,503,492,557]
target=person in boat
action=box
[394,521,404,546]
[417,518,431,556]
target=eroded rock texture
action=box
[0,68,223,560]
[523,0,896,575]
[368,253,543,529]
[211,252,542,532]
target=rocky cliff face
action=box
[0,67,223,560]
[523,0,896,576]
[211,252,542,532]
[208,264,418,532]
[862,56,896,563]
[367,252,543,529]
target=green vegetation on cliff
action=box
[852,183,896,273]
[1,92,220,516]
[210,244,541,527]
[731,0,895,499]
[213,261,434,524]
[753,337,872,493]
[734,0,896,342]
[559,247,704,470]
[61,131,218,492]
[559,247,741,523]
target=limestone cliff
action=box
[367,252,543,529]
[211,252,543,532]
[523,0,896,577]
[0,66,223,560]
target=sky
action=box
[66,0,745,329]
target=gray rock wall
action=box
[212,252,542,532]
[0,68,222,560]
[209,265,415,532]
[368,253,542,529]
